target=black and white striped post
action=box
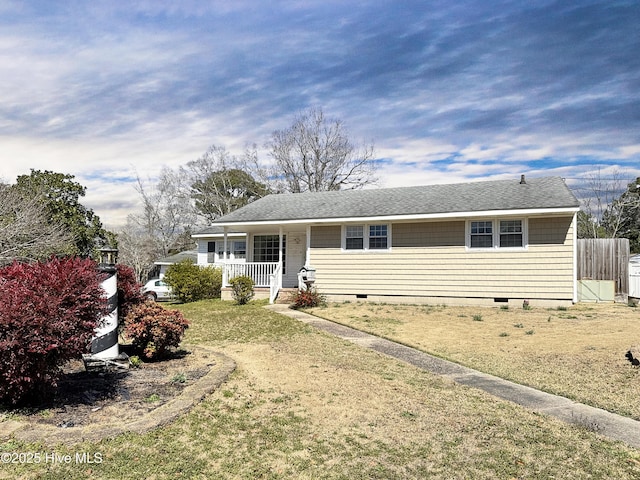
[91,247,119,359]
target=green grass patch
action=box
[177,299,310,345]
[144,393,161,403]
[171,372,187,384]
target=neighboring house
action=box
[154,249,198,278]
[201,176,581,307]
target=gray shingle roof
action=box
[211,176,580,224]
[154,250,197,265]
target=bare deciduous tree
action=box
[603,177,640,252]
[266,107,377,193]
[179,145,269,223]
[128,168,196,260]
[576,169,630,238]
[0,184,73,265]
[115,224,158,282]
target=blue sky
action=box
[1,0,639,227]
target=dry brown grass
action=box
[4,300,640,479]
[308,301,640,420]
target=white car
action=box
[142,279,173,301]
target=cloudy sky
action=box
[1,0,639,228]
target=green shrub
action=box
[124,302,189,360]
[163,259,222,303]
[229,275,255,305]
[288,288,326,309]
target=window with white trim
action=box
[468,219,526,249]
[216,240,247,260]
[253,235,286,273]
[470,221,493,248]
[369,224,388,249]
[345,225,364,250]
[499,220,523,247]
[343,224,390,251]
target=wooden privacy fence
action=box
[577,238,630,295]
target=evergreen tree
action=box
[12,169,115,258]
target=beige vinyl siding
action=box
[309,216,575,301]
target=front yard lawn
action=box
[307,301,640,420]
[2,299,639,479]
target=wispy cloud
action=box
[1,0,639,227]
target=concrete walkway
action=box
[266,304,640,449]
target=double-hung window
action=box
[216,240,248,261]
[344,224,390,251]
[470,221,493,248]
[368,224,388,249]
[468,219,525,249]
[345,226,364,250]
[499,220,523,248]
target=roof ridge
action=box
[264,175,563,197]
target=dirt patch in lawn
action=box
[0,345,235,445]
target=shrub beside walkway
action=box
[266,304,640,449]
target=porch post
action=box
[278,226,284,287]
[222,227,229,287]
[223,228,228,262]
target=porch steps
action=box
[250,287,298,304]
[223,287,298,304]
[274,288,298,304]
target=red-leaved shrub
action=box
[0,257,108,405]
[288,288,327,309]
[124,302,189,360]
[116,264,146,322]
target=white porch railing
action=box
[269,263,283,304]
[222,262,279,289]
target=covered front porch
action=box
[216,225,311,303]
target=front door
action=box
[283,232,306,288]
